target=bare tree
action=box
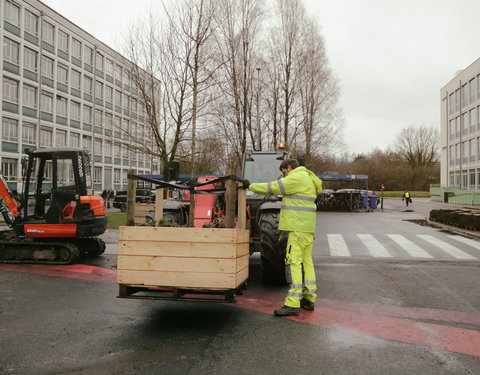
[212,0,264,169]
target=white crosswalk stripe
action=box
[448,235,480,252]
[319,233,480,260]
[387,234,433,258]
[327,234,351,257]
[357,234,392,258]
[417,235,476,260]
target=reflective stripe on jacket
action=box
[249,166,323,233]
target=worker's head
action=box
[279,158,299,177]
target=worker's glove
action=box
[240,179,250,189]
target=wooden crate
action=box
[133,203,154,226]
[117,226,249,290]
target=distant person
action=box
[242,158,323,317]
[402,190,411,207]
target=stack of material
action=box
[429,209,480,231]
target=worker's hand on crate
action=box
[239,179,250,189]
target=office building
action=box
[0,0,156,193]
[440,57,480,191]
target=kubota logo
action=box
[26,229,44,233]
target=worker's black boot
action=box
[300,298,314,311]
[274,305,300,316]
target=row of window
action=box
[2,117,152,160]
[448,107,480,140]
[448,138,480,166]
[2,38,141,112]
[1,155,147,186]
[4,0,124,77]
[2,76,147,138]
[448,75,480,115]
[448,169,480,191]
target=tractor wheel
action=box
[259,211,288,285]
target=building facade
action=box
[0,0,157,193]
[440,57,480,191]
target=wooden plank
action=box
[118,241,249,259]
[235,254,249,273]
[118,255,238,273]
[155,188,164,223]
[117,269,237,289]
[118,226,249,244]
[235,265,249,285]
[237,188,246,230]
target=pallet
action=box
[117,226,249,299]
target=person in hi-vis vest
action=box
[242,158,323,316]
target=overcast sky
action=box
[41,0,480,157]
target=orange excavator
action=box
[0,148,107,264]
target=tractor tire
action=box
[259,211,288,285]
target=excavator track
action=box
[0,230,82,265]
[75,237,106,257]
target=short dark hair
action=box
[279,158,299,171]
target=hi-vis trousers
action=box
[284,231,317,308]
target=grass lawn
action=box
[107,212,126,229]
[380,191,430,198]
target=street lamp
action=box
[256,67,261,151]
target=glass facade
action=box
[0,0,154,192]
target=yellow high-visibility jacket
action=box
[249,166,323,233]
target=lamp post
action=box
[256,67,261,151]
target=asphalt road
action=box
[1,198,480,374]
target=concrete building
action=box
[440,57,480,191]
[0,0,156,192]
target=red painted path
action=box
[1,263,479,358]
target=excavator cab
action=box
[19,148,107,238]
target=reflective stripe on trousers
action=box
[284,231,317,308]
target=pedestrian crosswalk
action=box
[317,233,480,260]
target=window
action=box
[96,52,103,71]
[462,113,468,136]
[114,143,121,158]
[94,167,102,184]
[72,38,82,60]
[40,127,53,148]
[115,90,121,106]
[56,129,67,147]
[58,30,69,53]
[4,1,20,26]
[106,59,114,77]
[105,140,112,157]
[22,122,36,145]
[95,81,103,100]
[470,78,476,105]
[40,91,53,113]
[449,93,454,115]
[3,37,19,65]
[25,9,39,35]
[471,108,477,133]
[470,138,476,162]
[71,70,81,90]
[24,47,37,72]
[41,56,54,79]
[71,101,80,121]
[94,138,102,155]
[455,89,460,112]
[449,145,454,166]
[105,86,113,103]
[23,84,37,108]
[57,64,68,85]
[84,76,93,95]
[114,169,121,184]
[42,21,55,45]
[83,105,92,124]
[56,96,67,117]
[1,158,17,182]
[105,112,113,130]
[82,135,92,152]
[56,158,75,187]
[70,132,80,147]
[114,65,122,82]
[2,117,18,142]
[3,77,19,103]
[84,45,94,65]
[462,84,468,108]
[95,109,103,127]
[122,143,129,158]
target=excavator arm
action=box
[0,174,21,227]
